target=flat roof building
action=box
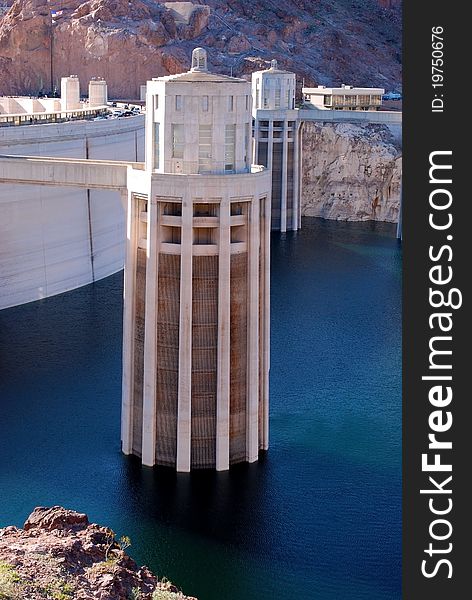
[303,85,385,111]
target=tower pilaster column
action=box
[142,185,160,466]
[292,121,301,231]
[253,118,260,166]
[262,194,271,449]
[298,122,304,230]
[216,197,231,471]
[121,188,137,455]
[247,197,260,462]
[176,192,193,472]
[268,121,274,173]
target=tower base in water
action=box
[121,50,271,471]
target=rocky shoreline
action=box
[0,506,196,600]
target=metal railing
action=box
[0,106,108,127]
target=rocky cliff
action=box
[0,506,196,600]
[0,0,402,98]
[301,121,401,222]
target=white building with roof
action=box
[303,85,385,111]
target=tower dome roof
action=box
[191,48,208,72]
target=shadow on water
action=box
[120,454,272,543]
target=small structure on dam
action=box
[88,78,108,108]
[121,48,271,471]
[60,75,81,111]
[0,74,110,125]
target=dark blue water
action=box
[0,218,401,600]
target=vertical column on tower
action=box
[267,120,277,231]
[176,191,193,472]
[292,122,301,231]
[247,197,260,462]
[298,121,305,230]
[253,119,260,168]
[142,183,160,466]
[216,196,231,471]
[261,194,271,450]
[121,188,137,455]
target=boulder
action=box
[24,506,89,532]
[0,506,197,599]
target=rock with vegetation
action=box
[0,506,196,600]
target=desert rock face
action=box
[301,121,401,222]
[0,0,52,94]
[0,0,401,98]
[0,506,196,599]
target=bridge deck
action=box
[0,155,144,190]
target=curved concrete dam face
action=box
[0,117,145,309]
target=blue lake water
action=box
[0,218,402,600]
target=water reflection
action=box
[120,456,271,544]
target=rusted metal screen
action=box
[271,142,283,230]
[229,252,248,463]
[191,255,218,468]
[132,247,146,456]
[287,141,294,222]
[155,253,181,467]
[257,140,268,167]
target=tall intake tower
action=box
[121,49,272,472]
[252,61,301,232]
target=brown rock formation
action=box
[301,121,401,222]
[0,0,52,95]
[0,506,196,600]
[0,0,401,98]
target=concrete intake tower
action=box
[121,49,272,471]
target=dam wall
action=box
[0,116,144,309]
